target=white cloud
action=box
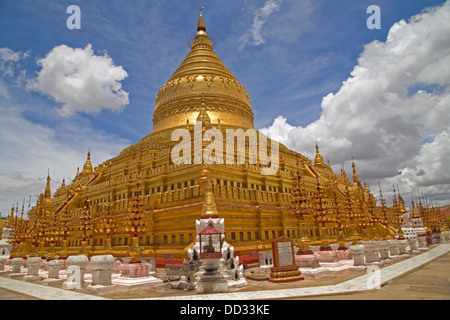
[0,47,25,77]
[28,44,129,117]
[0,99,130,215]
[261,2,450,205]
[239,0,283,50]
[0,56,130,215]
[0,48,29,86]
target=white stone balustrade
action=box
[24,257,42,282]
[378,240,391,262]
[398,239,409,256]
[417,235,428,249]
[388,239,400,257]
[431,233,442,244]
[48,260,62,278]
[63,255,89,289]
[87,255,116,294]
[349,244,365,266]
[362,241,381,264]
[407,238,419,254]
[43,259,64,286]
[0,257,6,274]
[9,258,24,278]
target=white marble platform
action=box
[0,243,448,300]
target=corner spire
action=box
[82,149,93,175]
[44,170,52,198]
[314,143,325,167]
[352,160,360,186]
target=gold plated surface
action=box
[4,11,447,261]
[153,14,253,133]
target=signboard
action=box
[271,236,295,268]
[269,236,304,283]
[277,241,293,266]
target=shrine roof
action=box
[198,226,222,235]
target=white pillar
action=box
[87,255,116,294]
[0,257,7,274]
[350,244,365,266]
[388,239,400,256]
[362,241,381,265]
[63,255,89,289]
[398,239,409,256]
[9,257,24,278]
[43,259,64,286]
[24,257,42,282]
[378,240,391,262]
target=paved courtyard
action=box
[0,243,449,300]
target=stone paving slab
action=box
[0,276,108,300]
[0,243,448,300]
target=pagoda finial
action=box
[197,6,206,32]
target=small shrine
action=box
[194,165,229,293]
[198,226,223,260]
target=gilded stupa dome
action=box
[152,13,254,133]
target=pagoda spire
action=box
[82,149,93,175]
[352,161,359,186]
[411,199,420,219]
[44,170,52,198]
[340,163,346,178]
[314,143,325,167]
[5,205,15,228]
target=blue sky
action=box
[1,0,449,216]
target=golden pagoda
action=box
[17,11,387,261]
